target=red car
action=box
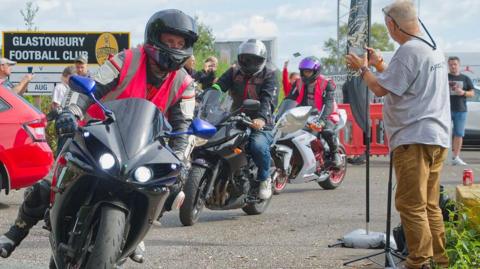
[0,86,53,195]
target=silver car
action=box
[464,86,480,146]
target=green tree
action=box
[193,17,216,63]
[192,18,231,78]
[370,23,395,51]
[321,23,395,74]
[20,1,39,31]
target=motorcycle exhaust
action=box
[171,191,185,210]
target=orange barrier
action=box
[338,104,389,156]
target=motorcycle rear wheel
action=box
[82,205,126,269]
[180,165,207,226]
[318,145,347,190]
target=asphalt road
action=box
[0,151,478,269]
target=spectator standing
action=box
[346,1,451,268]
[196,56,218,89]
[0,57,34,96]
[448,56,475,166]
[51,66,76,110]
[74,55,91,77]
[282,60,300,96]
[184,55,196,77]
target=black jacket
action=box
[214,65,276,126]
[194,70,216,89]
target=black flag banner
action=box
[344,0,372,133]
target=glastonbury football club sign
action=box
[2,31,130,65]
[2,31,129,95]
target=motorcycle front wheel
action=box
[318,145,347,190]
[180,165,207,226]
[79,205,126,269]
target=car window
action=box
[0,97,12,112]
[470,88,480,103]
[11,92,42,114]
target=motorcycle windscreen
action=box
[275,99,298,122]
[197,90,233,126]
[104,98,168,159]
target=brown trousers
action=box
[393,144,449,269]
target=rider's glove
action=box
[55,111,78,138]
[308,118,325,132]
[316,119,326,128]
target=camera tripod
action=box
[344,152,405,268]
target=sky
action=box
[1,0,479,68]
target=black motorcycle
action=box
[179,90,272,226]
[48,75,216,268]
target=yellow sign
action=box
[95,33,119,65]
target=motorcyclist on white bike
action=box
[286,56,342,167]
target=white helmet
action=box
[237,39,267,76]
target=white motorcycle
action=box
[271,100,347,194]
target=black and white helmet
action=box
[237,39,267,76]
[144,9,198,72]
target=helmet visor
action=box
[238,54,265,68]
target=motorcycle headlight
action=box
[99,153,115,170]
[134,166,153,183]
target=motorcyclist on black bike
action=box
[0,9,198,263]
[286,56,342,167]
[210,39,276,200]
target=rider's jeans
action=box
[248,130,273,181]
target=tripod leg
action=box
[343,250,386,266]
[385,251,397,268]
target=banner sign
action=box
[2,31,129,65]
[344,0,370,133]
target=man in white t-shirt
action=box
[346,1,450,268]
[51,66,76,110]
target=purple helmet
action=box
[298,56,321,71]
[298,56,321,84]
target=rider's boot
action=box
[259,177,272,200]
[0,180,50,258]
[331,151,342,168]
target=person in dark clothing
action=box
[195,56,218,89]
[448,56,475,166]
[0,9,198,263]
[286,56,342,167]
[211,39,275,199]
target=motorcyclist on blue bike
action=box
[0,9,198,263]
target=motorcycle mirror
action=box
[69,75,113,118]
[166,119,217,139]
[69,75,96,95]
[190,118,217,139]
[242,99,261,111]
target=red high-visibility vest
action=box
[87,46,192,120]
[295,76,339,123]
